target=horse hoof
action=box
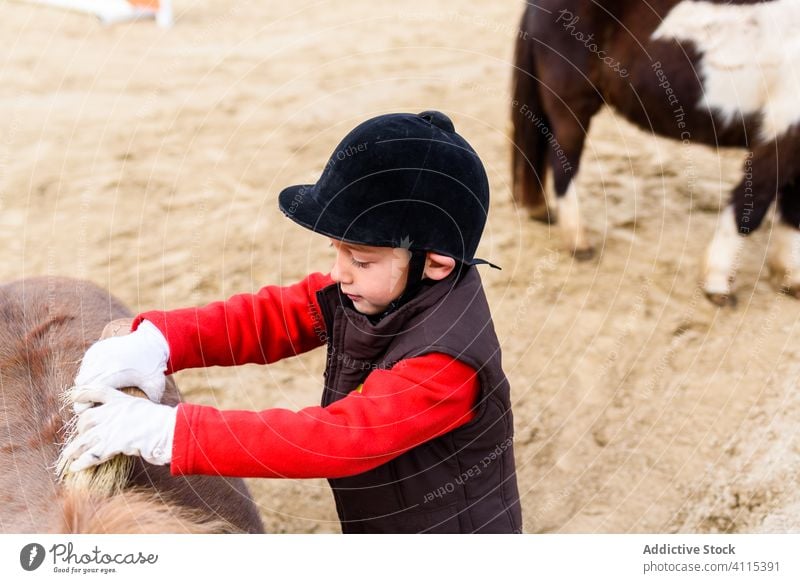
[704,291,736,307]
[528,205,556,224]
[573,247,595,261]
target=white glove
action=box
[62,385,177,473]
[75,319,170,403]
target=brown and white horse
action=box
[0,277,264,533]
[512,0,800,304]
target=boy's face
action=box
[329,239,411,315]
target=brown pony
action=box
[512,0,800,304]
[0,277,264,533]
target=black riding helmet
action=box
[278,110,494,267]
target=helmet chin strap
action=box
[365,251,472,323]
[401,250,429,300]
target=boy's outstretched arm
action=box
[133,272,333,373]
[170,353,480,478]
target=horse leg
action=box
[703,148,778,305]
[702,206,744,305]
[769,178,800,296]
[512,5,552,222]
[545,97,602,259]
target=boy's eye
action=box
[351,258,369,269]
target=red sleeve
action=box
[169,353,480,479]
[132,272,334,373]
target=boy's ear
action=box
[423,253,456,281]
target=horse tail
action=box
[511,5,550,215]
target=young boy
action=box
[64,110,522,534]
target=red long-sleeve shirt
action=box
[133,273,480,479]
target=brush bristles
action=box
[54,385,241,533]
[56,386,144,496]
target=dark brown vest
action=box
[316,267,522,533]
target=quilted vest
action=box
[315,267,522,533]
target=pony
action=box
[512,0,800,305]
[0,276,264,533]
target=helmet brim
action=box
[279,183,406,248]
[278,183,338,238]
[278,183,499,268]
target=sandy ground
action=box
[2,0,800,533]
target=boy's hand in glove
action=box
[62,385,177,473]
[74,319,170,404]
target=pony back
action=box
[0,277,264,534]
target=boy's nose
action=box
[330,253,352,284]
